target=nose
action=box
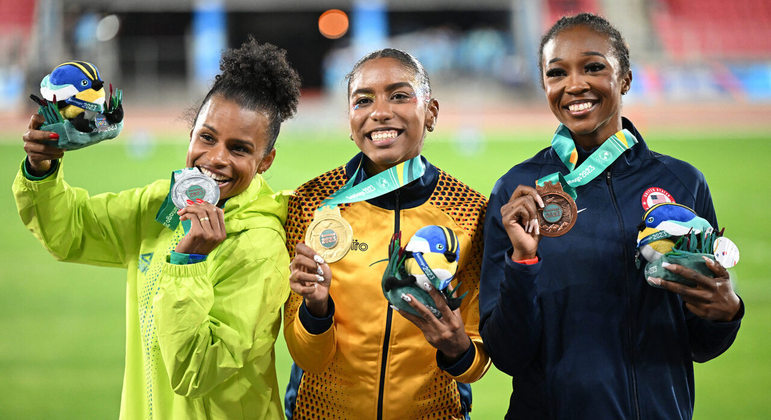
[565,73,589,95]
[369,98,393,122]
[207,143,228,167]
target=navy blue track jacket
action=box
[479,118,742,419]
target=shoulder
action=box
[429,168,487,233]
[289,166,347,208]
[645,150,709,191]
[490,146,554,202]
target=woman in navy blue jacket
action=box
[479,13,742,419]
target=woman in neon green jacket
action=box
[13,38,300,419]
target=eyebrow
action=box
[351,82,414,97]
[202,124,256,149]
[548,51,606,65]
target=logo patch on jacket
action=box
[641,187,674,210]
[138,252,153,274]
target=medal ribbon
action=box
[318,155,426,210]
[537,124,638,199]
[155,169,193,233]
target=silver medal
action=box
[171,167,220,209]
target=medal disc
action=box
[172,168,220,209]
[305,207,353,263]
[536,181,577,237]
[713,236,740,268]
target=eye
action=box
[199,133,215,143]
[80,79,89,87]
[545,68,566,78]
[586,62,606,73]
[353,97,372,107]
[392,92,413,101]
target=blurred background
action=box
[1,0,769,418]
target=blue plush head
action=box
[40,61,105,118]
[404,225,460,292]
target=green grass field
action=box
[1,127,768,418]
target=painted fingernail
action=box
[390,305,400,312]
[316,274,324,283]
[49,133,59,139]
[316,266,324,275]
[195,198,204,203]
[400,293,412,303]
[661,262,672,269]
[702,256,714,264]
[186,199,194,205]
[313,255,325,264]
[533,219,540,236]
[648,276,662,286]
[536,195,545,208]
[525,220,532,233]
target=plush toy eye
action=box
[436,244,444,250]
[80,79,89,87]
[647,217,654,223]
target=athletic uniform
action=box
[13,160,290,419]
[283,153,491,419]
[480,118,743,419]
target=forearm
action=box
[688,297,744,362]
[283,293,337,373]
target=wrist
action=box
[512,255,539,265]
[305,298,329,318]
[25,158,52,177]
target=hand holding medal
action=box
[500,185,545,260]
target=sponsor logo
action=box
[350,239,369,252]
[641,187,675,210]
[345,185,376,200]
[138,252,153,274]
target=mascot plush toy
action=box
[30,61,123,150]
[381,226,466,318]
[636,203,739,287]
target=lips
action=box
[367,128,402,146]
[198,166,233,186]
[564,100,596,115]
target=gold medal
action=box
[305,206,353,263]
[536,181,577,237]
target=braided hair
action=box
[345,48,432,102]
[195,36,301,151]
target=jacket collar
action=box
[343,152,438,210]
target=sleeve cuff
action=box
[437,339,476,377]
[22,158,59,180]
[168,251,209,265]
[299,298,335,335]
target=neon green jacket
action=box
[13,161,290,419]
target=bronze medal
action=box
[305,206,353,263]
[536,181,577,237]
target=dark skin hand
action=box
[23,114,63,176]
[175,199,227,255]
[398,284,471,361]
[289,243,332,317]
[501,185,545,260]
[648,256,741,322]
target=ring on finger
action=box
[200,217,209,222]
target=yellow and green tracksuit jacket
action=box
[283,153,491,420]
[13,160,290,420]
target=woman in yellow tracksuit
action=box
[13,38,300,419]
[284,48,491,419]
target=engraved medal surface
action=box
[536,181,578,237]
[305,206,353,263]
[171,168,220,209]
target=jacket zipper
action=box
[606,170,641,420]
[377,190,400,420]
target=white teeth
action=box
[568,102,593,112]
[371,130,399,141]
[199,167,229,182]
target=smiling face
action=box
[541,25,632,148]
[348,57,438,175]
[186,94,275,204]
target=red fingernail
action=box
[186,199,194,205]
[196,199,204,203]
[49,133,59,139]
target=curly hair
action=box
[538,13,630,84]
[344,48,431,102]
[195,36,301,151]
